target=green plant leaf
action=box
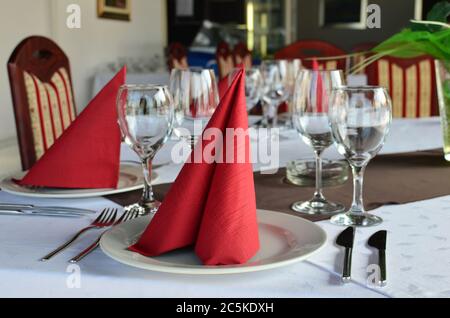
[372,28,450,60]
[410,1,450,32]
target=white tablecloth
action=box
[0,117,448,298]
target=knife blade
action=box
[368,230,387,286]
[0,204,95,214]
[336,226,355,283]
[0,209,83,218]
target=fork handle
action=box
[40,226,95,261]
[69,236,102,263]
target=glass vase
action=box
[436,60,450,162]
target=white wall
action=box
[0,0,52,144]
[0,0,167,143]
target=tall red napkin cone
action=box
[129,69,260,265]
[18,67,126,189]
[312,59,326,113]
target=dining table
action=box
[0,116,449,298]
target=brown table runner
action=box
[106,149,450,222]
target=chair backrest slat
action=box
[366,55,438,118]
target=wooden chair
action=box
[216,42,234,79]
[233,42,252,69]
[168,42,189,71]
[275,40,347,71]
[365,55,438,118]
[8,36,77,171]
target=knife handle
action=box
[342,247,353,283]
[379,250,387,286]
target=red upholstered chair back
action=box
[168,42,189,71]
[366,55,438,118]
[275,40,346,71]
[8,36,77,170]
[216,41,234,79]
[233,42,252,69]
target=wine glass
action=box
[117,85,174,216]
[280,59,302,128]
[291,70,346,215]
[227,67,263,112]
[329,86,392,227]
[260,60,289,127]
[169,67,219,149]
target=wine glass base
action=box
[330,212,383,227]
[124,201,161,217]
[291,200,345,215]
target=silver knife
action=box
[0,209,83,218]
[0,204,95,214]
[368,230,387,286]
[336,227,355,283]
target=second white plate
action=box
[0,162,156,199]
[100,210,327,275]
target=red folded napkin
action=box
[312,59,326,113]
[129,69,260,265]
[17,67,126,189]
[218,64,243,100]
[218,76,229,100]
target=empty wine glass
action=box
[260,60,289,127]
[228,67,263,112]
[291,70,346,215]
[281,59,302,128]
[169,67,219,149]
[117,85,174,216]
[329,86,392,227]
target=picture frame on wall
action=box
[98,0,131,21]
[319,0,368,29]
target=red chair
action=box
[365,55,438,118]
[8,36,77,170]
[216,41,234,79]
[168,42,189,71]
[233,42,252,69]
[275,40,347,70]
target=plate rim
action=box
[0,162,153,199]
[100,210,327,275]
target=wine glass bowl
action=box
[169,67,219,148]
[329,86,392,227]
[260,60,290,127]
[117,84,174,216]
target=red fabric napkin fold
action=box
[18,67,126,189]
[129,69,260,265]
[313,59,328,113]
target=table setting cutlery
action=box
[368,230,388,286]
[69,209,139,263]
[40,208,118,261]
[336,227,355,283]
[0,209,88,218]
[336,227,388,286]
[0,203,95,214]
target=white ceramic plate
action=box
[100,210,327,275]
[0,162,156,199]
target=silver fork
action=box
[69,210,139,263]
[40,208,118,262]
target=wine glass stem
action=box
[141,157,155,204]
[272,103,278,128]
[313,150,325,201]
[350,165,366,214]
